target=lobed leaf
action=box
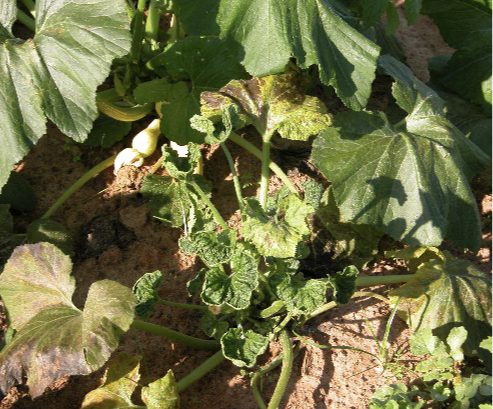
[0,243,135,397]
[0,0,131,193]
[422,0,492,109]
[132,270,163,319]
[389,255,492,359]
[221,328,269,367]
[175,0,380,110]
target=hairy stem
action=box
[228,132,298,196]
[267,330,294,409]
[176,350,226,392]
[42,155,116,219]
[131,320,220,351]
[259,138,272,208]
[251,354,284,409]
[189,180,229,231]
[221,142,244,212]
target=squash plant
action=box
[0,0,491,407]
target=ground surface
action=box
[0,10,491,409]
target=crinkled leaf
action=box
[269,273,327,315]
[132,271,163,319]
[201,310,229,339]
[242,195,313,259]
[0,0,131,193]
[327,265,359,305]
[302,179,324,211]
[84,114,131,149]
[312,66,488,250]
[201,245,259,310]
[179,230,235,267]
[81,353,141,408]
[161,143,202,180]
[389,255,492,359]
[200,73,332,140]
[369,382,423,409]
[158,36,247,144]
[142,370,180,409]
[422,0,491,109]
[176,0,380,110]
[316,187,383,269]
[26,218,74,256]
[0,243,135,397]
[221,328,269,367]
[191,104,245,144]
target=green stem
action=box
[355,274,413,287]
[176,350,226,392]
[16,9,35,31]
[259,137,272,208]
[130,10,146,63]
[131,320,220,351]
[251,354,284,409]
[189,180,229,231]
[21,0,36,17]
[229,132,298,196]
[137,0,147,12]
[267,330,293,409]
[220,142,244,213]
[41,155,116,219]
[158,298,208,311]
[145,0,160,47]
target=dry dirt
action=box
[0,10,491,409]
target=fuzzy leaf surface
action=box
[176,0,380,110]
[0,0,131,193]
[0,243,135,397]
[200,73,331,139]
[159,36,247,144]
[422,0,491,108]
[389,256,492,359]
[313,57,488,250]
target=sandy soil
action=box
[0,10,490,409]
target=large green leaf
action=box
[312,56,488,250]
[175,0,380,110]
[0,0,131,193]
[158,36,247,144]
[388,255,492,359]
[422,0,492,109]
[0,243,135,397]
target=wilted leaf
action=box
[0,243,135,397]
[200,73,331,140]
[0,0,131,193]
[389,255,492,359]
[132,270,163,319]
[327,265,359,305]
[201,310,229,339]
[180,230,235,267]
[221,328,269,367]
[81,353,141,408]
